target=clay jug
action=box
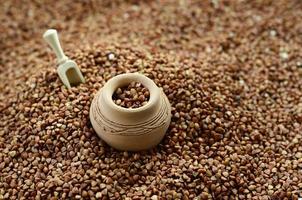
[90,73,171,151]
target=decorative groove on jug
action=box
[91,91,170,136]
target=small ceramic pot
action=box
[90,73,171,151]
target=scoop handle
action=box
[43,29,68,65]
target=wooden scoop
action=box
[43,29,85,89]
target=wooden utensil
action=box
[43,29,85,89]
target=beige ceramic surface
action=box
[90,73,171,151]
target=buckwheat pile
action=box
[0,0,302,199]
[113,82,150,109]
